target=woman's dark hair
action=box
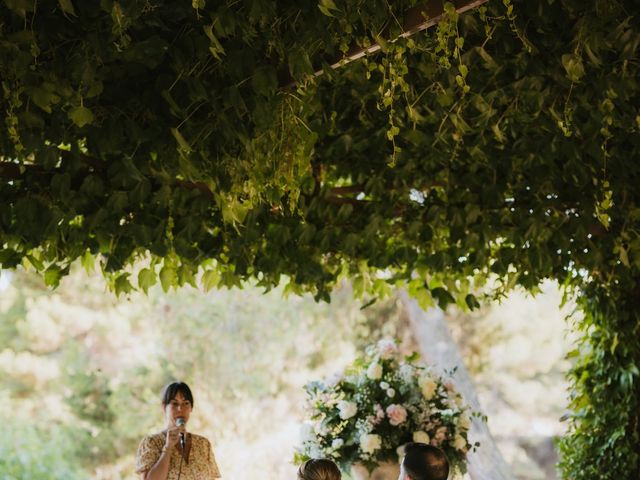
[402,442,449,480]
[297,458,341,480]
[161,381,194,408]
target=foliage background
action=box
[1,268,573,479]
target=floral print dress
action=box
[135,431,221,479]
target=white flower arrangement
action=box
[295,339,480,473]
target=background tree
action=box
[0,268,573,479]
[1,1,639,478]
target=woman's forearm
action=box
[143,448,173,480]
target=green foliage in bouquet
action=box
[296,340,480,474]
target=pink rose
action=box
[386,404,408,426]
[434,426,448,442]
[377,339,398,359]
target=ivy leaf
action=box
[26,254,44,271]
[465,293,481,310]
[431,287,455,309]
[28,87,61,113]
[159,265,177,292]
[203,25,226,60]
[288,47,314,79]
[318,0,337,17]
[138,268,157,294]
[202,269,220,291]
[178,265,196,288]
[171,128,192,153]
[4,0,33,17]
[561,53,585,82]
[81,250,95,273]
[58,0,76,16]
[68,106,95,127]
[114,273,134,297]
[44,266,62,288]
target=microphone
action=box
[176,417,186,450]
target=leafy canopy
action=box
[0,0,638,306]
[2,1,640,478]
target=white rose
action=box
[399,363,414,382]
[331,438,345,449]
[453,434,467,451]
[419,376,438,400]
[386,388,396,398]
[337,400,358,420]
[458,412,472,430]
[379,381,390,390]
[377,339,397,359]
[413,431,431,444]
[359,433,382,454]
[367,362,383,380]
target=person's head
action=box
[161,381,194,428]
[398,443,450,480]
[297,458,341,480]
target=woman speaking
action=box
[135,381,222,479]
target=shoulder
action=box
[135,432,166,474]
[190,433,219,452]
[137,432,165,450]
[190,433,211,445]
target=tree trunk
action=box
[399,291,515,480]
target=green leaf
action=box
[178,265,196,288]
[561,53,585,82]
[81,250,95,273]
[3,0,33,17]
[114,273,133,296]
[318,0,337,17]
[464,293,481,310]
[26,254,44,271]
[203,24,226,60]
[431,287,455,308]
[171,128,192,153]
[202,269,220,291]
[44,266,62,288]
[159,266,177,292]
[288,47,314,79]
[58,0,76,16]
[68,106,95,127]
[138,268,157,294]
[28,87,61,113]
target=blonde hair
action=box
[297,459,341,480]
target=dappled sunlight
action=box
[0,270,575,479]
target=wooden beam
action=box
[283,0,488,87]
[330,0,487,70]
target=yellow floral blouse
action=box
[135,431,221,479]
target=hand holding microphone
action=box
[176,417,186,450]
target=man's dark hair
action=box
[402,442,450,480]
[161,381,194,408]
